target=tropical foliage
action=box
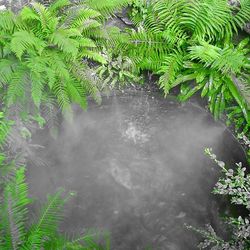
[109,0,250,131]
[95,47,142,91]
[0,166,109,250]
[0,0,107,119]
[0,1,124,249]
[0,0,250,249]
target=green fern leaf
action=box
[10,31,45,59]
[50,29,80,57]
[0,167,30,249]
[48,0,71,13]
[23,189,71,249]
[85,0,131,16]
[0,11,16,32]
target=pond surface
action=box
[28,89,245,250]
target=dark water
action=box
[28,90,245,250]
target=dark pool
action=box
[28,89,245,250]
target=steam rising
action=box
[28,90,242,250]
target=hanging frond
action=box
[52,82,71,111]
[0,167,30,250]
[0,0,110,120]
[71,62,101,104]
[6,66,27,107]
[158,50,185,94]
[0,160,100,249]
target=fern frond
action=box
[146,0,185,33]
[24,189,70,249]
[0,167,30,249]
[46,51,71,81]
[188,41,221,65]
[30,71,44,108]
[48,0,71,14]
[66,80,87,109]
[71,62,101,104]
[6,66,27,107]
[50,28,80,58]
[188,41,248,74]
[31,2,57,33]
[10,31,45,59]
[0,59,16,85]
[52,82,71,111]
[158,50,185,94]
[64,5,101,29]
[233,0,250,30]
[0,10,16,32]
[84,0,131,16]
[72,8,101,29]
[127,28,168,60]
[80,49,106,64]
[20,7,40,22]
[77,37,96,48]
[181,0,233,40]
[212,47,247,74]
[40,94,59,132]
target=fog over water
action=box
[28,89,245,250]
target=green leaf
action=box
[10,31,45,59]
[227,78,249,122]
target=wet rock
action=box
[244,22,250,34]
[228,0,240,7]
[0,0,31,12]
[228,0,250,34]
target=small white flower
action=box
[217,160,225,168]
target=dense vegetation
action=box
[187,146,250,250]
[0,0,125,248]
[109,0,250,132]
[0,0,250,249]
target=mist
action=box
[27,89,244,250]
